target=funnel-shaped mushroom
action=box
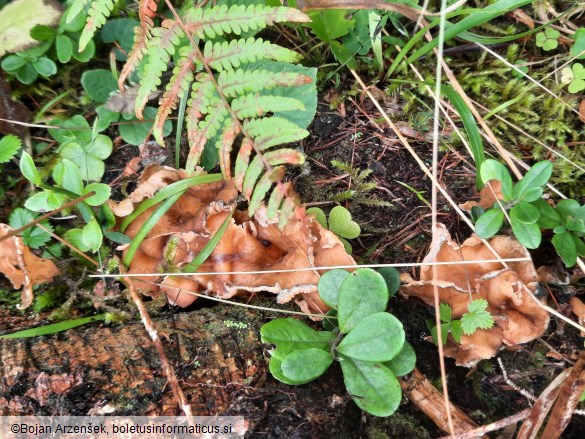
[401,224,549,366]
[111,166,356,315]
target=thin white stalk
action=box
[89,258,532,278]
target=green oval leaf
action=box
[52,158,83,194]
[81,69,118,103]
[552,231,577,267]
[480,159,513,201]
[32,57,56,77]
[318,269,349,309]
[82,218,103,252]
[268,356,297,385]
[340,355,401,417]
[510,219,541,249]
[56,34,73,63]
[384,341,416,377]
[515,161,552,199]
[19,151,41,185]
[475,208,504,238]
[510,202,539,224]
[281,348,333,384]
[338,268,388,334]
[337,312,405,362]
[534,198,561,228]
[261,318,335,348]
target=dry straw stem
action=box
[117,259,194,420]
[429,0,455,434]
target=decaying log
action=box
[0,305,361,437]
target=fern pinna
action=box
[81,1,316,226]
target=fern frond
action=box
[203,38,302,71]
[217,122,240,180]
[247,167,286,216]
[243,117,309,151]
[232,95,305,119]
[218,69,312,97]
[118,0,160,88]
[79,0,117,51]
[154,46,200,145]
[242,148,304,200]
[183,4,310,39]
[234,138,254,191]
[134,21,184,118]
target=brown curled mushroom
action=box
[111,166,356,315]
[400,224,549,366]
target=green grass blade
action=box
[123,191,183,267]
[0,314,108,339]
[181,211,234,273]
[175,90,189,169]
[441,85,485,189]
[120,174,223,232]
[406,0,535,65]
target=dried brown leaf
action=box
[0,224,60,308]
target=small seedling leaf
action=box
[461,299,494,335]
[480,160,513,201]
[552,231,577,267]
[510,211,541,249]
[510,202,539,225]
[20,151,41,185]
[8,207,52,249]
[306,207,327,228]
[261,318,335,347]
[439,303,452,323]
[514,161,552,199]
[0,135,22,163]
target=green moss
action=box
[366,412,431,439]
[455,44,584,196]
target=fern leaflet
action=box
[118,0,160,88]
[79,0,117,51]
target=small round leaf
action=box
[337,312,405,362]
[338,268,388,333]
[318,269,349,308]
[475,208,504,238]
[340,356,401,417]
[84,183,111,206]
[328,205,360,239]
[384,341,416,377]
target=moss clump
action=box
[456,45,584,196]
